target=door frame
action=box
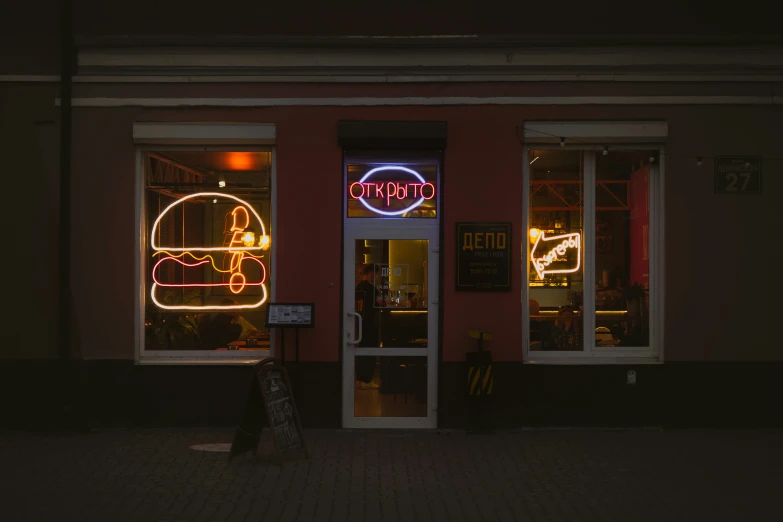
[342,221,440,429]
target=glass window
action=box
[346,159,438,219]
[142,150,273,353]
[528,150,585,352]
[526,148,659,359]
[594,151,653,348]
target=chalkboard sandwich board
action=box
[229,358,308,463]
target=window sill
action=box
[137,354,268,366]
[524,356,661,365]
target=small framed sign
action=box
[265,303,315,328]
[455,222,512,291]
[714,156,762,194]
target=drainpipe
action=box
[59,0,84,430]
[59,0,72,365]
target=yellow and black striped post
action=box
[466,329,494,433]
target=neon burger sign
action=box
[349,166,435,216]
[150,192,270,311]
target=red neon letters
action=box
[349,181,436,207]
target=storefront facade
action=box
[2,33,782,429]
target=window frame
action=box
[522,145,665,364]
[135,145,277,365]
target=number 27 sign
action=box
[714,156,762,194]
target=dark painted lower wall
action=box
[1,359,781,430]
[0,360,341,430]
[439,361,783,429]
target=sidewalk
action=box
[2,427,781,522]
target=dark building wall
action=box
[0,84,60,358]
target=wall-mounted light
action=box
[602,146,609,156]
[218,174,226,188]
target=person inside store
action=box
[199,298,262,349]
[529,298,542,342]
[355,263,380,389]
[542,305,579,350]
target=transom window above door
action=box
[345,158,439,219]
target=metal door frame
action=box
[342,221,439,429]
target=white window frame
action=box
[522,143,665,365]
[134,143,277,365]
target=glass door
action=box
[343,224,439,428]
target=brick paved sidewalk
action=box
[1,428,781,522]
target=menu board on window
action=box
[266,303,315,328]
[455,222,512,291]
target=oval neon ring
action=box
[357,166,433,217]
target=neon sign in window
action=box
[530,231,581,280]
[150,192,270,310]
[347,165,437,217]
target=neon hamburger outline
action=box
[150,192,269,311]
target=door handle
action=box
[346,312,363,345]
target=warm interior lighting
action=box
[241,231,255,247]
[226,152,255,170]
[529,228,541,242]
[529,156,540,165]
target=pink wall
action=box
[66,102,782,363]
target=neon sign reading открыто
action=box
[349,165,436,216]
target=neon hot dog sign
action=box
[349,166,436,216]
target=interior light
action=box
[259,235,271,250]
[218,174,226,188]
[602,147,609,156]
[529,156,539,165]
[241,231,255,247]
[529,228,541,242]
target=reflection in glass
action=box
[594,151,652,348]
[528,150,584,351]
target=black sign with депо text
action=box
[714,156,762,194]
[455,222,512,291]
